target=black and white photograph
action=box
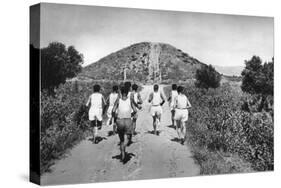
[30,2,274,185]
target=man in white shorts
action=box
[174,86,192,145]
[148,84,165,135]
[168,84,178,128]
[86,84,106,143]
[106,85,119,134]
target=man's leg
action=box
[176,120,181,140]
[91,120,98,143]
[171,110,175,127]
[106,117,111,126]
[181,120,187,144]
[180,120,186,144]
[132,118,137,135]
[153,115,157,134]
[156,113,161,135]
[127,118,133,146]
[116,119,126,161]
[113,118,117,135]
[90,121,95,141]
[118,132,125,161]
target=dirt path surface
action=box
[41,85,199,185]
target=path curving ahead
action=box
[41,85,199,185]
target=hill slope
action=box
[79,42,207,83]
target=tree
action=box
[195,64,221,89]
[41,42,83,93]
[241,56,273,95]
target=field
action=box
[40,80,121,173]
[164,80,273,174]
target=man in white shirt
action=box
[86,84,106,143]
[173,86,192,145]
[131,84,143,135]
[148,84,165,135]
[106,85,119,134]
[112,86,137,163]
[168,84,178,128]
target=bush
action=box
[41,42,84,93]
[195,65,221,89]
[241,56,273,95]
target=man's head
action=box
[153,84,159,92]
[112,85,118,93]
[177,86,184,94]
[93,84,101,92]
[120,86,129,97]
[132,84,138,91]
[172,84,177,91]
[124,81,132,91]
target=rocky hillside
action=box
[79,42,208,83]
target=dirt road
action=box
[41,85,199,185]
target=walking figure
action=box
[131,84,143,135]
[112,86,138,162]
[173,86,192,145]
[106,85,119,134]
[168,84,178,128]
[148,84,165,135]
[86,84,106,143]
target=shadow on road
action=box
[88,136,107,144]
[167,124,176,130]
[107,131,116,137]
[112,152,135,164]
[146,130,161,136]
[171,137,182,144]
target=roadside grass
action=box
[163,82,273,175]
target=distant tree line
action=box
[194,55,274,96]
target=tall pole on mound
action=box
[124,57,129,81]
[123,66,127,81]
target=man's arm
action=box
[86,96,91,107]
[130,98,138,113]
[148,93,153,103]
[160,92,165,106]
[102,96,107,115]
[173,96,178,109]
[130,92,140,109]
[137,93,143,104]
[105,95,110,106]
[186,97,192,109]
[112,97,119,117]
[167,91,171,102]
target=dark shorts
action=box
[90,120,102,128]
[116,118,133,142]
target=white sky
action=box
[40,3,274,67]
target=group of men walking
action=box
[86,82,191,162]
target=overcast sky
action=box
[40,3,274,67]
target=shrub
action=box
[241,56,273,95]
[41,42,84,93]
[195,65,221,89]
